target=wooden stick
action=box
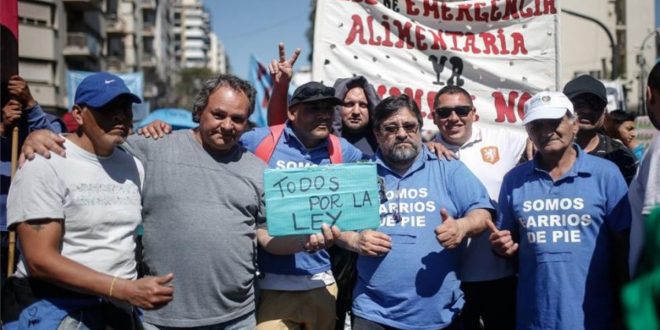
[7,126,19,277]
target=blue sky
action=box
[204,1,313,80]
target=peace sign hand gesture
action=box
[269,42,301,86]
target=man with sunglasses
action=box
[338,95,494,330]
[563,75,638,185]
[431,85,527,330]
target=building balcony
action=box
[107,56,129,72]
[143,24,155,36]
[63,32,102,58]
[62,0,102,10]
[142,0,156,10]
[106,17,128,34]
[143,82,158,98]
[142,53,157,68]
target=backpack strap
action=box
[254,123,344,164]
[327,134,343,164]
[254,124,285,164]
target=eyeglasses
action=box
[380,123,419,134]
[434,106,473,119]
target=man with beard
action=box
[490,91,630,329]
[338,95,494,330]
[240,81,366,330]
[563,75,638,185]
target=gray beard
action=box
[387,142,419,164]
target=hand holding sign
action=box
[264,164,380,236]
[434,208,466,249]
[487,219,518,257]
[302,223,341,253]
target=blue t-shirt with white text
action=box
[497,145,631,330]
[352,147,494,330]
[240,122,365,275]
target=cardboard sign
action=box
[312,0,560,129]
[264,163,380,236]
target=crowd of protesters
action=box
[0,42,659,330]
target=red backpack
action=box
[254,124,343,164]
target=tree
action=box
[163,67,215,110]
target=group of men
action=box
[1,41,659,330]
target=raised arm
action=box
[267,42,301,126]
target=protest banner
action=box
[312,0,561,130]
[264,163,380,236]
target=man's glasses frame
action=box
[380,123,419,134]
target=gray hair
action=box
[192,74,256,123]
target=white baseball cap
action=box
[523,91,575,125]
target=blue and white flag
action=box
[247,55,272,127]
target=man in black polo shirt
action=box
[563,75,638,185]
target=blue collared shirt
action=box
[497,144,631,330]
[353,146,493,330]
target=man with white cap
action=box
[490,91,631,329]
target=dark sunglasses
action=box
[434,106,473,119]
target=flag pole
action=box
[1,0,20,277]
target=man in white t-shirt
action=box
[629,61,660,275]
[432,85,527,330]
[2,72,174,330]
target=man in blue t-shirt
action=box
[490,91,631,330]
[240,81,366,330]
[338,95,494,330]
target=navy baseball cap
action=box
[74,72,141,108]
[563,75,607,104]
[289,81,342,108]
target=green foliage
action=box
[164,67,215,110]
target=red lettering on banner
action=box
[441,2,453,20]
[543,0,558,14]
[346,15,368,45]
[405,0,419,15]
[371,0,557,21]
[344,14,528,55]
[393,20,415,49]
[422,0,439,19]
[366,16,381,45]
[492,91,531,123]
[503,0,520,20]
[474,2,489,22]
[456,3,474,21]
[490,0,502,21]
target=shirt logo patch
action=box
[480,146,499,164]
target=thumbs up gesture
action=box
[487,220,518,257]
[434,208,466,249]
